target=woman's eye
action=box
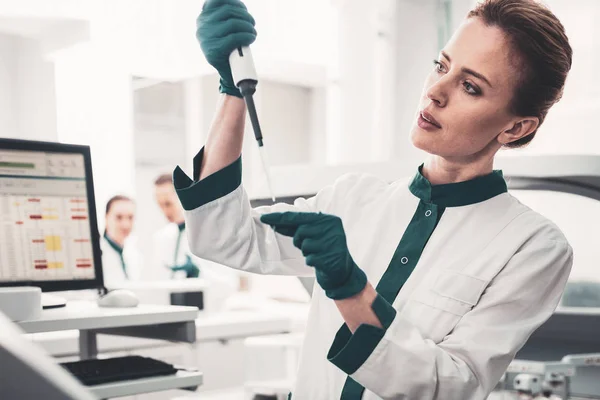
[463,81,480,95]
[433,60,445,73]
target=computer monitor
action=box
[0,311,95,400]
[0,138,104,292]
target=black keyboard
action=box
[60,355,178,386]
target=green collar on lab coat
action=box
[409,164,507,207]
[103,231,128,278]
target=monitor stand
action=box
[42,294,67,309]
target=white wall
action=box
[0,34,19,137]
[133,80,186,261]
[256,81,311,167]
[308,87,328,164]
[132,75,220,262]
[0,33,58,141]
[392,0,440,167]
[53,44,136,231]
[15,36,57,142]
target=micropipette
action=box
[229,46,277,203]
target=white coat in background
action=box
[152,223,239,309]
[100,234,143,290]
[175,161,573,400]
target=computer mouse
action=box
[97,289,139,308]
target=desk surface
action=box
[89,370,203,399]
[195,311,292,341]
[27,310,295,357]
[17,301,199,334]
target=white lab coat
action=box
[152,223,239,290]
[173,155,573,400]
[100,235,142,290]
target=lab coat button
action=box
[401,257,408,264]
[425,210,432,217]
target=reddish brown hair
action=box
[468,0,572,148]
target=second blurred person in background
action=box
[153,173,200,279]
[153,173,241,290]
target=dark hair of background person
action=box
[154,173,173,186]
[105,195,134,215]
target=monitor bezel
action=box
[0,138,104,292]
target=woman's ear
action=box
[498,117,539,145]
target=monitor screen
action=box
[0,139,103,291]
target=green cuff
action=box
[327,294,396,375]
[327,323,384,375]
[173,147,242,211]
[371,293,397,329]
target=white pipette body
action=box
[229,46,277,203]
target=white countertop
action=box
[25,305,308,357]
[18,301,199,334]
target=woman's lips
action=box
[420,110,441,128]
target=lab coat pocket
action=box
[430,269,487,312]
[405,270,487,342]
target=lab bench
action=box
[16,300,201,398]
[22,304,302,397]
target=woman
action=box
[174,0,573,398]
[101,195,142,289]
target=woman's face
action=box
[410,17,522,159]
[106,200,135,243]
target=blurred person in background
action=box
[101,195,142,288]
[154,173,201,279]
[153,174,241,294]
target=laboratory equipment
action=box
[60,355,178,386]
[229,46,276,203]
[0,286,42,321]
[503,360,573,399]
[0,139,104,307]
[0,310,96,400]
[513,373,543,396]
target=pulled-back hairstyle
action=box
[468,0,572,148]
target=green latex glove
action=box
[170,255,200,278]
[196,0,257,97]
[260,212,368,300]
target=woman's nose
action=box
[426,79,448,108]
